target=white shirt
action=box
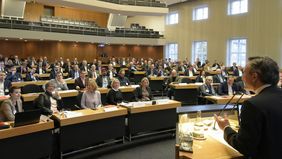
[255,84,271,95]
[228,84,233,95]
[0,81,4,96]
[50,97,58,113]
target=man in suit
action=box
[69,64,80,79]
[146,64,157,77]
[199,76,217,96]
[213,69,226,84]
[117,69,130,86]
[6,66,22,82]
[74,70,88,90]
[88,64,99,79]
[166,69,182,99]
[0,72,11,96]
[230,62,239,76]
[25,68,39,81]
[215,56,282,159]
[218,76,238,95]
[96,68,111,88]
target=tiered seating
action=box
[113,23,163,38]
[99,0,166,8]
[0,17,163,38]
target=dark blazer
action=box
[195,75,205,83]
[218,82,239,95]
[3,80,11,95]
[184,69,195,76]
[16,66,28,74]
[146,69,158,76]
[134,86,153,101]
[106,89,123,105]
[118,76,130,86]
[69,70,80,79]
[199,84,216,96]
[230,66,239,76]
[213,74,226,84]
[224,86,282,159]
[74,77,88,89]
[96,75,111,88]
[25,73,39,81]
[35,91,63,115]
[35,67,47,74]
[5,72,22,82]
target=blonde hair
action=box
[111,78,120,87]
[140,77,149,86]
[87,79,98,91]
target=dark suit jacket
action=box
[25,73,39,81]
[35,67,47,74]
[199,84,216,96]
[134,86,153,101]
[224,86,282,159]
[195,75,204,83]
[230,66,239,76]
[69,70,80,79]
[218,82,239,95]
[146,69,158,76]
[118,76,130,86]
[96,75,111,88]
[5,72,22,82]
[184,69,195,76]
[3,80,11,95]
[35,91,63,115]
[106,89,123,105]
[74,77,88,89]
[213,74,226,84]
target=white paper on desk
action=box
[104,106,118,112]
[178,83,187,85]
[132,102,146,107]
[156,99,170,105]
[64,111,83,118]
[130,85,139,88]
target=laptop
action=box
[13,109,41,127]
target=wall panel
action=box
[0,41,163,62]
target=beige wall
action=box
[165,0,282,67]
[126,16,165,34]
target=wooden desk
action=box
[179,76,197,81]
[176,135,243,159]
[52,107,127,156]
[149,76,167,93]
[176,119,243,159]
[204,95,253,104]
[0,121,54,159]
[122,100,181,141]
[12,80,49,87]
[170,83,203,105]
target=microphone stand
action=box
[213,93,237,130]
[231,93,244,126]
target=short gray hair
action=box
[248,56,279,86]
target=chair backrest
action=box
[21,84,43,94]
[181,78,191,84]
[76,92,84,108]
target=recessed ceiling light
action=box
[19,38,23,40]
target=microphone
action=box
[231,92,245,125]
[213,92,237,130]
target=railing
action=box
[0,18,164,39]
[98,0,166,8]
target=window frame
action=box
[192,5,209,21]
[227,0,248,15]
[166,11,179,25]
[227,38,247,67]
[165,43,178,61]
[191,41,208,65]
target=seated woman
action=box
[81,79,102,109]
[0,86,23,121]
[134,77,153,101]
[106,78,123,105]
[35,81,63,115]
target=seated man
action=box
[49,72,69,91]
[0,71,11,96]
[218,76,238,95]
[199,76,217,96]
[69,64,80,79]
[0,86,23,121]
[213,69,226,84]
[117,69,130,86]
[74,70,88,90]
[166,69,182,99]
[96,68,111,88]
[6,66,22,82]
[25,68,39,81]
[35,81,63,115]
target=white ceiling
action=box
[161,0,190,6]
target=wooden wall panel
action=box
[0,41,163,62]
[23,2,108,27]
[55,7,108,27]
[24,3,44,22]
